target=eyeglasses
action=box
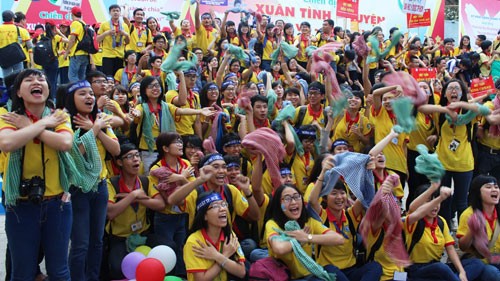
[208,201,228,210]
[185,74,197,79]
[281,193,302,204]
[447,86,461,91]
[147,83,161,89]
[308,90,322,96]
[201,16,211,20]
[122,152,141,160]
[194,52,203,55]
[92,79,107,84]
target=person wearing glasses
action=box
[166,67,203,138]
[133,76,214,173]
[86,71,127,128]
[183,191,246,281]
[105,143,167,280]
[264,184,345,280]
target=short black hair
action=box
[251,94,268,107]
[133,8,144,16]
[86,70,107,83]
[109,4,121,12]
[477,35,486,41]
[2,10,15,22]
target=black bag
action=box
[75,21,99,54]
[33,35,56,66]
[0,26,26,68]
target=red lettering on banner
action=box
[470,76,495,98]
[358,14,385,25]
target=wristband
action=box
[245,192,253,199]
[221,257,229,268]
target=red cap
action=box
[71,6,82,17]
[45,19,56,26]
[94,22,101,29]
[60,20,72,27]
[161,27,171,33]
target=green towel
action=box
[391,97,416,133]
[272,105,304,156]
[142,102,176,152]
[367,31,402,64]
[445,103,490,126]
[70,129,102,192]
[414,144,445,183]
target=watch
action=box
[307,234,313,243]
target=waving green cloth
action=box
[69,129,102,192]
[391,97,416,133]
[142,102,176,152]
[160,43,195,73]
[367,31,402,64]
[445,103,490,126]
[4,107,78,206]
[272,221,336,281]
[414,144,445,183]
[272,105,304,156]
[271,41,299,66]
[160,12,180,21]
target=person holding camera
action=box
[418,79,490,228]
[0,69,74,280]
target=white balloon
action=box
[147,245,177,274]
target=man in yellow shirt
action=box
[97,4,130,77]
[64,7,90,81]
[194,0,218,55]
[126,8,153,60]
[0,10,32,76]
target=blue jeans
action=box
[69,180,108,281]
[439,170,473,225]
[294,265,337,281]
[481,264,500,281]
[154,212,187,275]
[342,262,383,281]
[250,248,269,262]
[407,258,483,281]
[5,197,72,281]
[43,60,59,100]
[68,55,89,82]
[58,66,69,85]
[1,62,23,77]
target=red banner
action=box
[411,68,437,82]
[406,9,431,28]
[336,0,359,20]
[470,76,496,98]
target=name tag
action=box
[136,42,144,47]
[393,271,407,281]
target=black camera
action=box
[20,176,46,204]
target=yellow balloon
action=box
[135,245,152,256]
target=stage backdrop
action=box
[1,0,445,39]
[459,0,499,41]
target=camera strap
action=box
[19,142,47,181]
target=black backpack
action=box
[33,35,56,66]
[405,217,445,255]
[75,21,99,54]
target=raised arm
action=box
[167,166,214,206]
[406,187,452,226]
[368,127,399,157]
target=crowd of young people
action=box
[1,1,500,280]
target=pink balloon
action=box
[136,258,166,281]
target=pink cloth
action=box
[242,128,286,189]
[203,136,217,154]
[468,209,491,260]
[360,174,411,267]
[237,87,255,111]
[311,43,344,98]
[381,71,427,107]
[352,35,371,58]
[489,96,500,137]
[150,167,177,201]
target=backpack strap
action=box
[489,220,500,250]
[295,105,307,129]
[407,217,445,255]
[367,229,384,262]
[138,175,149,194]
[110,176,120,195]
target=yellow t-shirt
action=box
[333,111,372,153]
[403,215,454,263]
[195,25,217,55]
[182,184,250,228]
[106,176,160,237]
[479,101,500,149]
[370,106,409,175]
[58,40,70,67]
[366,226,404,280]
[69,20,87,56]
[294,35,310,63]
[165,90,200,136]
[174,28,195,51]
[317,207,362,269]
[408,112,436,151]
[374,170,404,199]
[126,24,152,53]
[288,152,314,194]
[293,105,327,128]
[134,103,178,151]
[113,67,139,88]
[479,52,492,77]
[95,123,117,179]
[149,158,195,215]
[0,23,30,49]
[261,37,276,60]
[266,217,330,279]
[142,69,166,91]
[0,112,73,196]
[184,229,245,281]
[457,206,500,262]
[98,20,130,59]
[435,111,474,172]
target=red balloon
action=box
[136,258,166,281]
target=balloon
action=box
[135,245,152,256]
[147,245,177,274]
[135,258,165,281]
[121,252,145,280]
[164,276,183,281]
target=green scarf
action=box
[445,103,490,126]
[273,105,304,156]
[272,221,336,281]
[69,129,102,192]
[142,101,176,152]
[391,97,416,133]
[4,107,77,206]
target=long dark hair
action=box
[139,76,163,104]
[265,184,309,229]
[307,153,330,185]
[468,175,500,224]
[59,82,98,135]
[238,22,251,49]
[44,22,55,39]
[189,191,233,237]
[459,35,471,51]
[182,134,202,157]
[199,82,222,108]
[151,132,182,168]
[11,69,52,114]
